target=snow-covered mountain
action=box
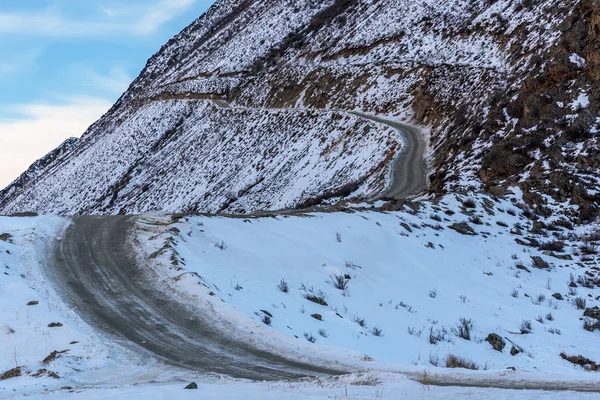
[1,0,598,216]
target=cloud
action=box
[73,65,134,94]
[0,97,112,188]
[133,0,199,35]
[0,0,202,38]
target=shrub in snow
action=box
[539,240,566,252]
[300,284,328,306]
[371,327,384,337]
[353,316,367,328]
[214,241,227,250]
[277,279,289,293]
[574,297,587,310]
[462,198,476,209]
[452,318,474,341]
[304,333,316,343]
[445,354,478,370]
[519,319,533,334]
[429,326,451,345]
[330,273,350,290]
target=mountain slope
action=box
[1,0,598,217]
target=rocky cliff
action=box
[1,0,598,219]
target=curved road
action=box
[50,216,344,381]
[350,112,427,199]
[212,99,427,200]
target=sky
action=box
[0,0,216,188]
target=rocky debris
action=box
[0,367,21,380]
[552,293,564,301]
[27,301,39,306]
[543,251,573,261]
[560,353,599,372]
[448,222,476,236]
[184,382,198,389]
[0,233,12,242]
[584,306,600,320]
[530,256,550,269]
[47,322,63,328]
[510,346,522,356]
[42,350,69,366]
[485,333,506,352]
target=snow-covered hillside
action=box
[2,198,600,398]
[0,102,398,215]
[136,192,600,382]
[1,0,598,217]
[0,217,118,396]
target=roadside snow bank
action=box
[0,217,145,397]
[137,193,600,383]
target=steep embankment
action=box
[1,0,598,218]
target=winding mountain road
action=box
[211,99,427,200]
[349,112,427,199]
[50,216,344,381]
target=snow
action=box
[2,193,600,398]
[0,101,399,214]
[136,193,600,379]
[14,372,600,400]
[569,53,587,68]
[570,92,590,110]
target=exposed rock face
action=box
[485,333,506,352]
[0,0,598,216]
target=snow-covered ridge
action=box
[1,0,598,217]
[0,101,399,215]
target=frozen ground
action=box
[1,190,599,398]
[14,372,600,400]
[137,192,600,381]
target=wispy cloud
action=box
[72,65,134,94]
[0,0,202,38]
[0,97,112,188]
[133,0,199,35]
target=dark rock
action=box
[400,223,412,233]
[0,233,12,242]
[47,322,63,328]
[0,367,21,380]
[569,281,578,288]
[516,264,531,272]
[552,293,564,301]
[485,333,506,352]
[260,310,273,318]
[448,222,476,235]
[27,301,39,306]
[515,238,535,247]
[584,307,600,320]
[510,346,522,356]
[530,221,546,235]
[184,382,198,390]
[531,256,550,269]
[543,252,573,261]
[507,366,517,371]
[311,313,323,321]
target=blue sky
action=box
[0,0,216,188]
